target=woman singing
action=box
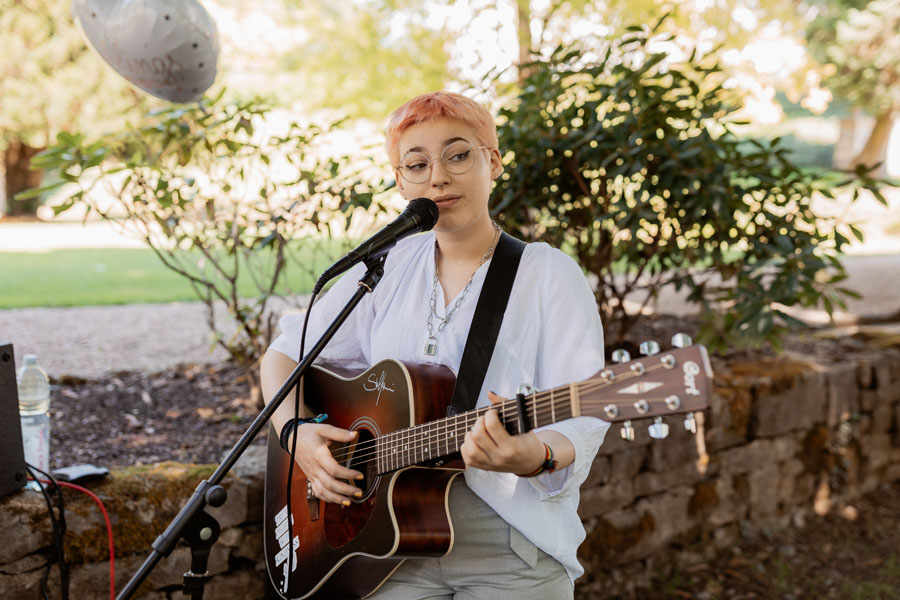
[261,91,609,598]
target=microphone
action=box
[312,197,440,294]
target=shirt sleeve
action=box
[526,248,610,500]
[268,262,373,370]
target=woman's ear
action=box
[395,168,409,199]
[489,149,504,180]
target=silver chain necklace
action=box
[424,222,502,356]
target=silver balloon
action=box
[72,0,219,103]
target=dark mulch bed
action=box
[49,362,264,469]
[46,313,872,470]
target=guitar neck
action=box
[375,388,576,474]
[373,344,712,474]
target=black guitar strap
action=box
[448,231,526,415]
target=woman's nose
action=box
[429,158,451,187]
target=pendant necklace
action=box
[424,222,502,356]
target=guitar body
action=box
[264,359,460,599]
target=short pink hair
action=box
[386,92,498,168]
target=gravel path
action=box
[1,219,899,379]
[0,298,307,380]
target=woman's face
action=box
[395,117,502,235]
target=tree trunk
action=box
[515,0,534,83]
[852,111,895,177]
[3,140,44,216]
[832,109,862,170]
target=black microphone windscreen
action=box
[406,197,440,230]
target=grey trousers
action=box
[366,478,574,600]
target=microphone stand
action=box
[116,256,386,600]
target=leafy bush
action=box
[25,92,389,403]
[492,22,887,352]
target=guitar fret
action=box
[377,434,382,474]
[550,388,556,424]
[391,431,398,471]
[403,428,410,469]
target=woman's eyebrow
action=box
[404,137,470,155]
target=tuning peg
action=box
[639,340,660,356]
[648,417,669,439]
[611,349,631,364]
[684,412,697,434]
[671,333,693,348]
[620,420,635,442]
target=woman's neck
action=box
[434,217,498,266]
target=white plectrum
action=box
[71,0,219,103]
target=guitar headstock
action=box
[581,334,712,441]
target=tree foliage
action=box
[0,0,142,147]
[806,0,900,117]
[275,0,450,121]
[0,0,145,214]
[26,93,390,404]
[492,22,887,352]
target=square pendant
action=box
[424,339,437,356]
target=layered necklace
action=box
[424,222,502,356]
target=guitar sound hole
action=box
[345,428,378,501]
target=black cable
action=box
[284,289,319,586]
[25,463,70,600]
[30,463,69,600]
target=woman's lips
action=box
[432,195,460,208]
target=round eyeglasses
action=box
[397,142,490,184]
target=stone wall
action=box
[1,347,898,599]
[0,456,270,599]
[576,345,900,597]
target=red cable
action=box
[37,479,116,600]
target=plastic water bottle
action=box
[17,354,51,487]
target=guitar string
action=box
[326,383,689,468]
[323,360,691,465]
[326,379,692,469]
[316,394,694,472]
[323,360,686,465]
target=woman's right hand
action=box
[288,423,364,506]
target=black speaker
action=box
[0,343,27,496]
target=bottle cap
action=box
[23,354,38,365]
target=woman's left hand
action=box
[460,392,547,475]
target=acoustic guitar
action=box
[264,344,712,599]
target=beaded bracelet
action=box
[519,442,558,478]
[279,414,327,452]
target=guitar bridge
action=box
[307,480,320,521]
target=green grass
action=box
[0,240,352,309]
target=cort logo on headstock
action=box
[683,361,701,396]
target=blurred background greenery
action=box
[2,0,898,218]
[1,0,898,352]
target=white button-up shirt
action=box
[269,231,609,583]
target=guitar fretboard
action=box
[375,388,577,474]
